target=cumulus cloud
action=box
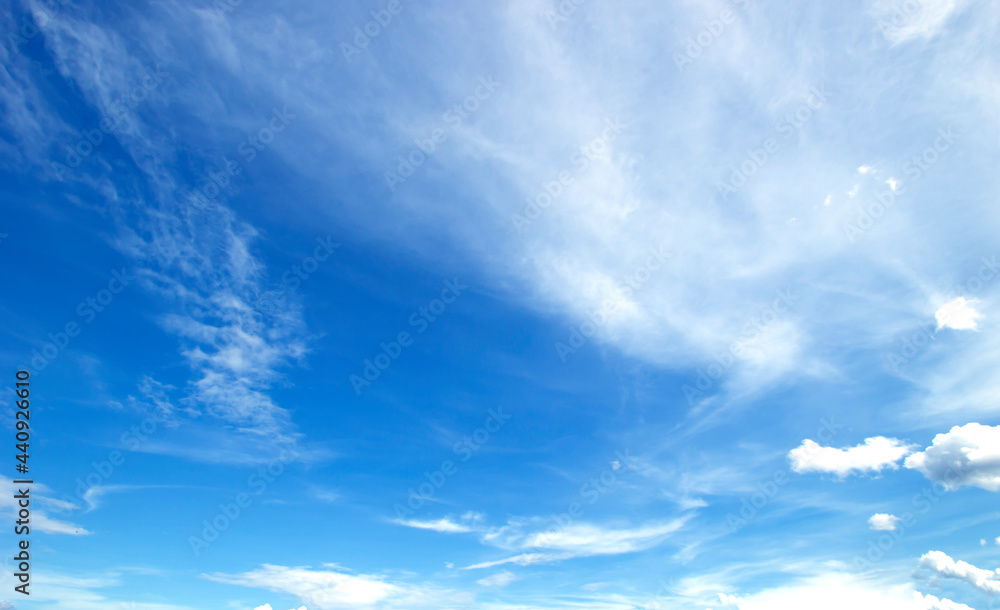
[935,297,981,330]
[868,513,901,531]
[918,550,1000,596]
[788,437,915,477]
[904,423,1000,491]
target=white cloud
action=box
[522,520,688,554]
[26,569,193,609]
[476,571,518,588]
[918,550,1000,596]
[206,564,471,609]
[904,423,1000,491]
[466,517,690,569]
[708,570,973,609]
[886,177,899,191]
[858,165,875,175]
[868,513,901,531]
[916,593,976,610]
[935,297,981,330]
[464,553,558,570]
[788,437,915,477]
[392,517,474,534]
[718,592,745,606]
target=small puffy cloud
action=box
[918,550,1000,596]
[904,423,1000,491]
[476,571,517,588]
[788,437,915,477]
[935,297,981,330]
[848,184,860,198]
[886,177,899,191]
[858,165,875,174]
[868,513,901,531]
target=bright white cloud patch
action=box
[788,437,915,477]
[904,423,1000,491]
[918,550,1000,596]
[868,513,901,531]
[393,517,474,534]
[206,564,470,609]
[935,297,981,330]
[708,571,972,609]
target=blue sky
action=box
[1,0,1000,608]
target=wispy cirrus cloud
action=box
[465,516,692,569]
[0,477,89,535]
[205,564,473,609]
